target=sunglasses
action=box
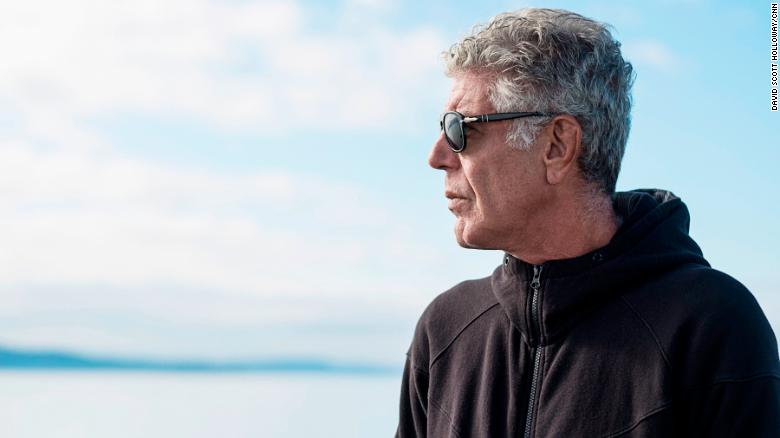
[439,111,557,153]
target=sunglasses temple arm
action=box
[464,114,535,123]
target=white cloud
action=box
[347,0,394,10]
[623,39,683,73]
[0,135,449,357]
[0,0,448,302]
[0,141,441,297]
[0,0,457,360]
[0,0,445,135]
[0,126,448,358]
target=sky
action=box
[0,0,777,366]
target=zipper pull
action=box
[531,265,543,291]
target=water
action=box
[0,371,402,438]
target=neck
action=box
[507,191,622,265]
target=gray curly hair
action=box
[444,8,635,194]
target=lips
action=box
[445,190,467,200]
[448,197,469,209]
[445,191,470,212]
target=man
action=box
[396,8,780,438]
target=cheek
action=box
[463,167,499,211]
[466,159,529,216]
[460,163,481,198]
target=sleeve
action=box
[674,271,780,436]
[681,375,780,437]
[395,354,429,438]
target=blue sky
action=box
[0,0,776,366]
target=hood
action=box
[492,189,710,347]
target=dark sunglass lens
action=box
[444,113,465,151]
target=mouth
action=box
[445,191,467,200]
[445,192,469,212]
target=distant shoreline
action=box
[0,346,398,374]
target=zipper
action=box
[523,265,543,438]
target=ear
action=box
[542,115,582,185]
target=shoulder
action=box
[625,265,765,323]
[624,265,780,383]
[407,275,499,371]
[636,265,769,330]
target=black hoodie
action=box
[396,189,780,437]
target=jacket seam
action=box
[429,302,501,369]
[600,402,672,438]
[427,397,463,438]
[684,374,780,393]
[620,296,673,371]
[600,374,780,437]
[708,373,780,386]
[408,361,429,417]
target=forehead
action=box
[445,73,495,114]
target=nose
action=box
[428,131,461,171]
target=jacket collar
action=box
[491,189,709,347]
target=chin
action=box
[454,221,494,250]
[454,232,477,249]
